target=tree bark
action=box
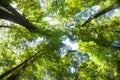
[0,1,37,31]
[0,49,43,79]
[0,9,37,31]
[82,2,120,27]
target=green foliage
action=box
[1,0,120,80]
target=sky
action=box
[62,38,78,50]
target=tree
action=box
[82,0,120,26]
[0,0,37,31]
[0,0,120,80]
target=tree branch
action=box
[0,25,9,28]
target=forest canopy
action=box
[0,0,120,80]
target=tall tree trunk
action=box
[82,2,120,27]
[0,1,37,31]
[0,49,43,79]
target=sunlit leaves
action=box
[12,0,44,24]
[78,41,118,79]
[1,0,120,79]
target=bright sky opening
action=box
[62,38,78,50]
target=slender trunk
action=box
[0,49,43,79]
[82,2,120,27]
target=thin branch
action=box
[0,25,9,28]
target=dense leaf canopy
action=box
[0,0,120,80]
